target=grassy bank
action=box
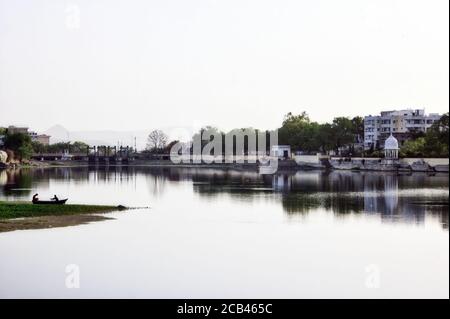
[0,201,119,220]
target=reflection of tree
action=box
[426,205,449,230]
[0,167,447,229]
[191,169,448,229]
[145,168,168,197]
[281,193,365,215]
[0,170,7,186]
[383,174,398,214]
[2,168,34,197]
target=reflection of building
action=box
[364,109,441,150]
[362,173,399,215]
[383,174,399,214]
[272,174,292,191]
[361,172,428,224]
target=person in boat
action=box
[32,193,39,203]
[51,195,59,201]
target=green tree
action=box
[351,116,364,141]
[31,141,46,153]
[316,123,335,153]
[330,117,356,153]
[278,112,364,154]
[32,141,90,154]
[279,112,321,153]
[400,137,426,157]
[17,143,34,160]
[70,141,89,153]
[423,113,449,157]
[3,133,33,160]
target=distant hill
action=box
[44,125,70,141]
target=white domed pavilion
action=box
[384,134,399,159]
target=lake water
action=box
[0,167,448,298]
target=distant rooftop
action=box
[366,108,442,118]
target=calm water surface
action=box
[0,167,448,298]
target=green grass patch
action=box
[0,201,119,220]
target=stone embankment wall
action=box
[329,157,449,172]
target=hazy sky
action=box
[0,0,448,132]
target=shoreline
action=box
[0,214,113,233]
[1,158,448,174]
[0,202,125,233]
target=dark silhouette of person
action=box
[51,195,59,201]
[32,193,39,203]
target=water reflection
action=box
[279,172,449,229]
[0,167,448,229]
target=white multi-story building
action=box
[364,109,441,150]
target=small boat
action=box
[32,199,68,205]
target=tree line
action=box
[278,112,364,155]
[1,111,448,161]
[144,112,448,158]
[0,127,90,160]
[144,127,275,156]
[144,112,365,156]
